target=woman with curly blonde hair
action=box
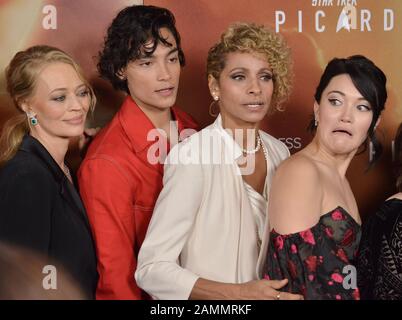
[136,22,302,300]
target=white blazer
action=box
[135,115,289,300]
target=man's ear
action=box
[208,74,220,99]
[116,68,126,80]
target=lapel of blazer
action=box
[20,135,91,230]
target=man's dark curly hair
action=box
[98,5,185,93]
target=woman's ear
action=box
[313,101,320,122]
[208,74,220,99]
[374,116,381,130]
[19,99,31,114]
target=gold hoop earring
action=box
[209,96,219,117]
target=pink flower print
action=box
[305,256,317,273]
[336,295,342,300]
[341,229,355,247]
[331,210,344,221]
[300,229,316,245]
[264,274,270,280]
[274,235,284,250]
[336,248,349,263]
[328,281,334,286]
[352,289,360,300]
[331,273,344,283]
[324,227,334,238]
[308,274,315,281]
[291,244,298,254]
[288,260,298,279]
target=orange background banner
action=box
[0,0,401,218]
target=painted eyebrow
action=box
[228,67,272,73]
[49,84,86,94]
[327,90,345,96]
[327,90,367,101]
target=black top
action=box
[357,198,402,300]
[264,207,361,300]
[0,135,98,298]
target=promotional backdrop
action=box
[0,0,401,218]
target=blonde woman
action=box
[0,45,98,299]
[136,23,303,300]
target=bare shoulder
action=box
[269,153,323,234]
[274,152,320,184]
[387,192,402,201]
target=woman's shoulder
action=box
[373,194,402,222]
[0,151,52,183]
[275,152,320,181]
[386,192,402,201]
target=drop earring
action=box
[27,112,38,126]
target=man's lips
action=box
[155,87,175,96]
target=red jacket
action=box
[78,96,198,299]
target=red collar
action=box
[118,96,198,153]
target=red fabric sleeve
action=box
[78,158,144,300]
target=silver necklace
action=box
[63,163,72,181]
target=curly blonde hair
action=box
[207,22,293,113]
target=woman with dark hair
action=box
[0,45,98,299]
[264,55,387,300]
[357,123,402,300]
[78,5,198,299]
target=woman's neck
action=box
[30,131,69,169]
[305,136,357,177]
[221,115,260,150]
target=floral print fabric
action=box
[264,207,361,300]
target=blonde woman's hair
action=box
[207,22,293,114]
[0,45,96,167]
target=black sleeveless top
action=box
[264,207,361,300]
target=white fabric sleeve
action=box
[135,145,204,300]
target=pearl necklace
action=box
[241,133,268,163]
[241,133,261,154]
[255,133,269,252]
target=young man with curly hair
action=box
[78,5,198,300]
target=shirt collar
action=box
[118,96,198,153]
[211,114,244,160]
